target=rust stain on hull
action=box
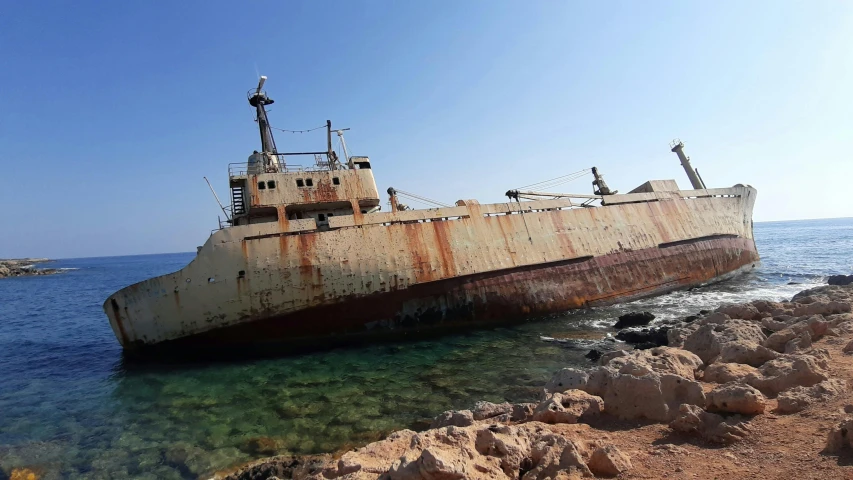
[136,236,758,353]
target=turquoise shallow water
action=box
[1,218,851,479]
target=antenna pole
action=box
[204,177,230,220]
[326,120,333,162]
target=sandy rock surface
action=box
[221,284,853,480]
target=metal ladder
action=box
[231,187,245,215]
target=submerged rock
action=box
[613,311,655,329]
[615,326,669,349]
[828,275,853,286]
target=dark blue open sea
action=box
[1,218,851,479]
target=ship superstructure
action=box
[104,78,759,355]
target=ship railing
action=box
[228,162,329,177]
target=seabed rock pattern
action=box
[222,284,853,480]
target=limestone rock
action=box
[511,403,536,423]
[826,418,853,453]
[429,410,474,429]
[700,312,733,325]
[602,346,702,379]
[761,317,794,333]
[532,391,603,424]
[667,321,701,348]
[705,382,766,415]
[792,301,851,317]
[545,347,707,422]
[745,354,829,397]
[523,434,591,479]
[681,319,766,364]
[764,328,799,353]
[471,401,513,421]
[417,447,468,479]
[544,368,589,394]
[584,367,705,422]
[331,430,417,477]
[587,445,632,477]
[670,404,751,444]
[715,303,763,321]
[777,379,848,414]
[717,341,778,367]
[784,331,813,353]
[703,363,759,384]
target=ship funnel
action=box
[670,139,705,190]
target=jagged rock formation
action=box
[223,284,853,480]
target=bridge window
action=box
[258,182,266,190]
[318,213,326,222]
[296,179,304,187]
[306,178,314,187]
[332,177,340,185]
[267,180,276,189]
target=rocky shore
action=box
[0,258,61,279]
[221,283,853,480]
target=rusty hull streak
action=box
[142,236,758,353]
[109,298,131,346]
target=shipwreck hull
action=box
[127,235,758,356]
[106,186,758,356]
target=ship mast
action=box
[248,76,280,167]
[670,139,706,190]
[334,128,352,168]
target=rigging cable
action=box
[269,124,328,134]
[515,168,592,192]
[393,189,452,208]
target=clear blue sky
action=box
[2,1,851,259]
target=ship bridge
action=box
[225,77,380,228]
[228,155,380,228]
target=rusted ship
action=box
[104,78,759,355]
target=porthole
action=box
[332,177,340,185]
[267,180,276,189]
[208,277,216,283]
[306,178,314,187]
[258,182,266,190]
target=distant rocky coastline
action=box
[0,258,62,279]
[221,282,853,480]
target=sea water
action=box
[1,218,851,478]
